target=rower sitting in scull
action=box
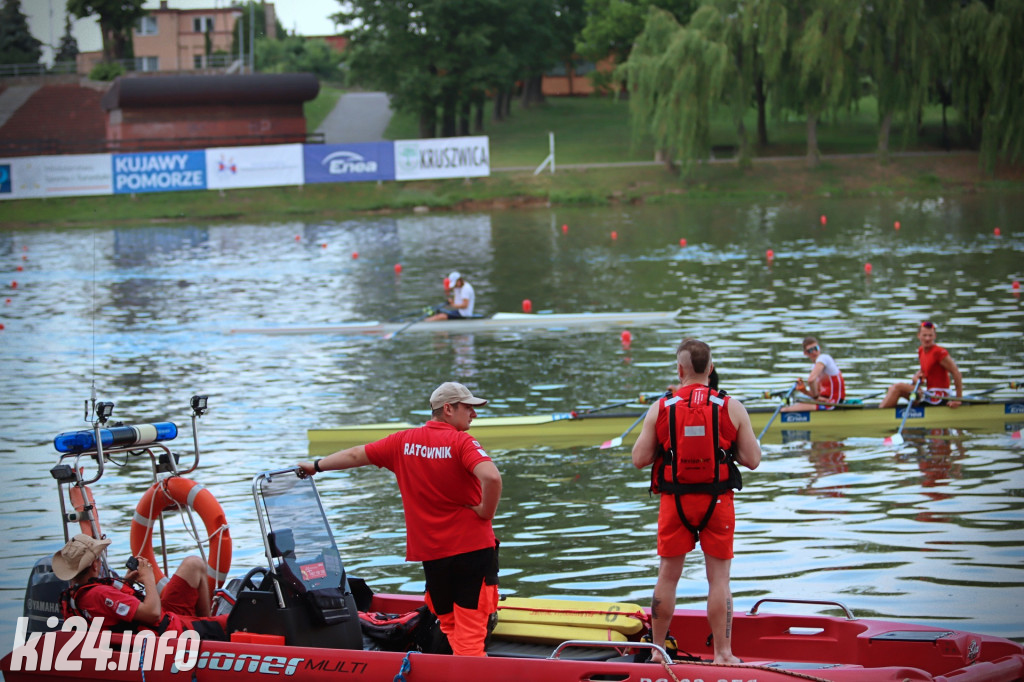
[427,271,476,321]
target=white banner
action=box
[394,136,490,181]
[204,144,304,190]
[0,154,112,200]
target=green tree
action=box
[862,0,935,159]
[782,0,862,167]
[66,0,146,62]
[576,0,697,93]
[0,0,43,65]
[617,7,729,172]
[54,12,80,65]
[947,0,1024,170]
[230,1,286,57]
[257,35,342,81]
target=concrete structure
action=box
[102,73,318,152]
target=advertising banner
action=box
[112,150,207,195]
[393,136,490,181]
[205,143,304,190]
[0,154,112,200]
[303,143,395,184]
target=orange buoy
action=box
[611,231,618,241]
[820,215,827,226]
[295,235,301,241]
[679,238,687,248]
[522,299,532,313]
[561,224,568,234]
[394,263,402,274]
[994,227,1001,236]
[766,249,774,261]
[864,262,873,274]
[894,221,901,230]
[130,477,232,593]
[620,329,632,348]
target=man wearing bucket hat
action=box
[53,534,228,639]
[300,382,501,657]
[426,271,476,321]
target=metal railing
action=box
[0,61,77,78]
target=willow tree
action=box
[862,0,934,160]
[617,7,729,173]
[792,0,862,167]
[977,0,1024,169]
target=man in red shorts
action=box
[880,320,962,409]
[632,339,761,664]
[300,381,501,657]
[53,534,228,639]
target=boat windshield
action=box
[258,471,343,591]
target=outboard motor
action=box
[22,558,67,634]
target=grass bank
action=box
[2,153,1018,229]
[2,96,1020,228]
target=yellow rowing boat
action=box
[308,398,1024,453]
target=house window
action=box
[193,16,214,33]
[135,56,159,72]
[136,16,157,36]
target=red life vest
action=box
[60,577,170,634]
[650,384,742,540]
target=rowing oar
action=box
[757,381,798,443]
[920,382,1021,404]
[383,305,441,341]
[575,392,665,418]
[599,412,648,450]
[884,378,922,446]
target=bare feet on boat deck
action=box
[713,654,744,665]
[650,650,672,664]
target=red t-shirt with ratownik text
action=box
[919,344,951,390]
[365,420,496,562]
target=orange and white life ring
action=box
[129,476,232,593]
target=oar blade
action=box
[599,436,622,450]
[883,433,904,446]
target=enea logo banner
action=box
[303,143,395,184]
[394,136,490,181]
[112,150,206,194]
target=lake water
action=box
[1,193,1022,659]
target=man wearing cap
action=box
[300,381,501,656]
[53,534,229,638]
[880,320,962,409]
[427,271,476,321]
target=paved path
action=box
[0,85,40,128]
[316,91,393,144]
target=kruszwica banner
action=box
[393,136,490,181]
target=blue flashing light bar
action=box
[54,422,178,453]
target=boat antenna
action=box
[86,231,98,423]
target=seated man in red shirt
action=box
[53,534,228,639]
[880,320,963,409]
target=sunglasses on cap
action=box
[803,345,820,355]
[920,320,935,329]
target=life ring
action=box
[129,476,232,593]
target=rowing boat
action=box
[308,398,1024,452]
[7,397,1023,682]
[229,309,681,336]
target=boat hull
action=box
[308,399,1024,453]
[229,309,681,336]
[5,593,1023,682]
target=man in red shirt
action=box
[53,534,228,639]
[300,381,502,656]
[880,321,963,409]
[632,339,761,665]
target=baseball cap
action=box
[430,382,488,410]
[447,271,461,285]
[52,534,111,580]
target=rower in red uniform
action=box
[300,382,501,657]
[782,336,846,412]
[632,338,761,665]
[880,320,963,409]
